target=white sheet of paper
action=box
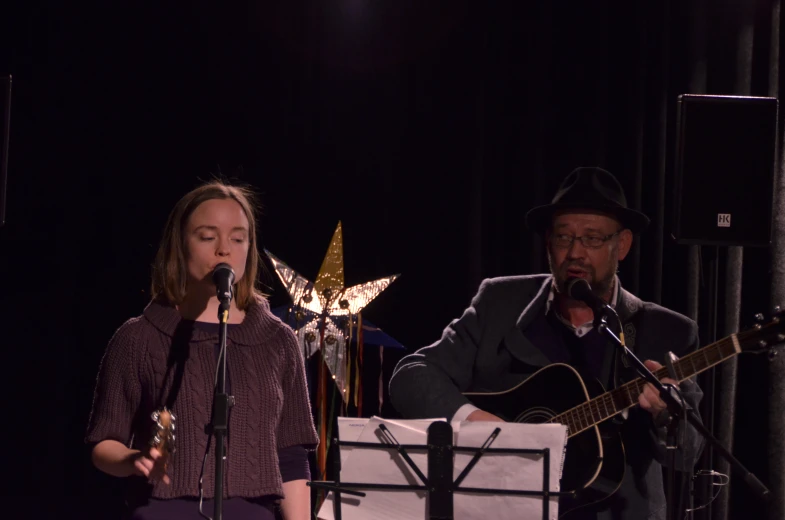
[453,422,567,520]
[317,418,567,520]
[318,417,442,520]
[335,417,445,467]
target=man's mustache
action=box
[560,262,594,274]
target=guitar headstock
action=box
[743,306,785,358]
[149,407,176,470]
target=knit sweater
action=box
[85,296,319,500]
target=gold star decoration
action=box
[265,221,399,400]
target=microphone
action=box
[566,277,611,315]
[212,263,235,303]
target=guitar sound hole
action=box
[515,407,557,424]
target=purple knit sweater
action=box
[85,296,319,500]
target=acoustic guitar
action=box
[464,311,784,518]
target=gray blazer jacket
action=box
[389,274,705,520]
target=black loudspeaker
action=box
[672,94,778,246]
[0,75,11,227]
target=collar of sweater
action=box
[142,295,281,346]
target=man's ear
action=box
[617,229,633,260]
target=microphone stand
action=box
[212,296,232,520]
[592,307,770,519]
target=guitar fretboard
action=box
[548,333,741,437]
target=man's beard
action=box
[547,251,618,299]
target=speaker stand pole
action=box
[695,245,719,520]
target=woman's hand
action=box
[130,447,171,485]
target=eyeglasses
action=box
[550,232,620,249]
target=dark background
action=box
[1,1,783,519]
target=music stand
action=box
[309,420,574,520]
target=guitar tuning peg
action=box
[755,313,765,321]
[774,305,782,314]
[777,333,785,342]
[769,349,779,361]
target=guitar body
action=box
[464,364,625,518]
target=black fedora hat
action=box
[525,167,650,233]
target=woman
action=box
[85,180,318,519]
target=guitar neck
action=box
[550,334,741,437]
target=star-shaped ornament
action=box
[265,221,399,400]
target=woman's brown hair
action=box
[151,180,263,310]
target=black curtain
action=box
[0,1,783,519]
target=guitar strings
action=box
[551,335,740,437]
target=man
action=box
[389,167,705,520]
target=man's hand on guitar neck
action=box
[638,360,679,422]
[466,409,505,422]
